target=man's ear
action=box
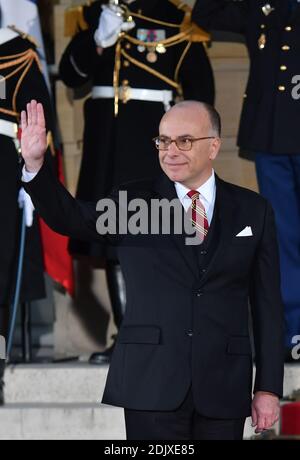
[209,137,221,161]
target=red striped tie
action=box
[187,190,209,243]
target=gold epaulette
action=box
[187,23,210,43]
[8,25,40,48]
[168,0,192,14]
[64,3,92,37]
[168,0,210,42]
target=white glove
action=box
[94,4,135,48]
[18,187,35,227]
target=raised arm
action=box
[21,100,48,174]
[192,0,249,35]
[21,100,116,242]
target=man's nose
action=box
[167,141,180,156]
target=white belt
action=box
[92,86,173,111]
[0,119,18,139]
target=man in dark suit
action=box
[60,0,215,363]
[20,99,284,440]
[192,0,300,359]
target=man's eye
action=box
[180,138,192,143]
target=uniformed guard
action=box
[192,0,300,359]
[0,15,55,404]
[60,0,215,363]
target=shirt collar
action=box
[175,170,216,205]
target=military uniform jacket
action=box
[192,0,300,156]
[0,28,53,304]
[60,0,215,258]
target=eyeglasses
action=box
[153,136,216,151]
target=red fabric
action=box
[187,190,209,242]
[39,150,74,297]
[281,402,300,435]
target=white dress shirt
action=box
[174,170,216,225]
[20,167,38,227]
[22,167,38,183]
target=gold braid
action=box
[0,49,42,120]
[0,107,19,118]
[121,48,181,90]
[123,28,194,48]
[129,11,182,29]
[112,5,210,115]
[113,40,122,116]
[0,49,30,61]
[0,47,54,152]
[174,40,192,98]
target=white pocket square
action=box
[236,226,253,237]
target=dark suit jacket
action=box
[23,159,284,419]
[192,0,300,157]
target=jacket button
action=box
[201,268,206,274]
[186,330,193,337]
[278,85,286,91]
[196,290,203,297]
[200,250,207,255]
[285,26,292,32]
[280,65,287,71]
[281,45,290,51]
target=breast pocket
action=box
[231,236,255,245]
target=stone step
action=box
[1,363,299,440]
[0,403,277,440]
[5,363,108,404]
[0,403,126,440]
[5,363,300,404]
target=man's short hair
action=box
[172,100,222,137]
[202,102,222,137]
